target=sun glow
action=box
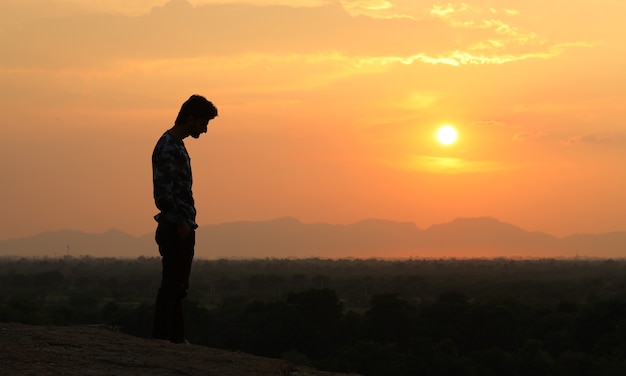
[437,125,458,145]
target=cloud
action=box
[429,3,469,18]
[512,131,549,142]
[469,121,550,144]
[471,120,506,127]
[565,132,623,145]
[425,2,591,64]
[341,0,393,12]
[0,2,438,69]
[0,0,588,72]
[406,155,507,174]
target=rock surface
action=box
[0,323,359,376]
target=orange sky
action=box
[1,0,625,240]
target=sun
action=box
[437,125,458,145]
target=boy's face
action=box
[188,116,210,139]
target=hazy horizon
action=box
[4,215,626,241]
[2,1,626,247]
[3,216,626,260]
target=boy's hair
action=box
[175,95,218,126]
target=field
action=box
[1,256,626,375]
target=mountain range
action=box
[1,217,625,259]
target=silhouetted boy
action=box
[151,95,218,343]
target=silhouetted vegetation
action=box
[2,256,626,375]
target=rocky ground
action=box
[0,323,360,376]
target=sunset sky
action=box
[1,0,625,241]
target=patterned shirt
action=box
[152,131,198,228]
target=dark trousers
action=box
[152,222,195,343]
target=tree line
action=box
[1,256,626,375]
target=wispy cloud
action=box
[429,3,469,18]
[425,2,590,65]
[565,132,623,145]
[513,131,549,142]
[353,44,577,67]
[406,155,507,174]
[341,0,393,12]
[0,1,590,72]
[471,120,506,127]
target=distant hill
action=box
[1,217,625,259]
